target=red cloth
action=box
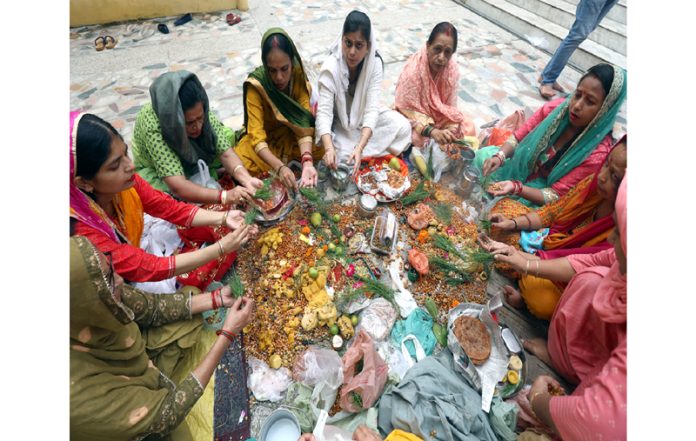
[513,98,614,198]
[546,176,627,440]
[74,174,199,283]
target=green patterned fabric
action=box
[70,236,206,441]
[132,103,234,193]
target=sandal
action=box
[94,36,106,51]
[174,13,193,26]
[104,35,117,50]
[226,13,241,26]
[157,23,170,34]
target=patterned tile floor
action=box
[70,0,626,148]
[69,0,627,435]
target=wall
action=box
[70,0,246,27]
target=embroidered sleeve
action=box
[540,187,560,205]
[121,286,192,327]
[139,373,204,439]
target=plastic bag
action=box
[247,356,293,402]
[356,298,397,341]
[390,308,436,359]
[189,159,222,190]
[293,346,344,422]
[409,139,450,182]
[339,329,389,413]
[374,340,411,382]
[478,110,526,147]
[313,410,353,441]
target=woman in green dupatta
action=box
[235,28,323,190]
[70,236,254,441]
[474,63,626,208]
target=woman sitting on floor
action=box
[317,10,411,176]
[70,111,256,290]
[492,175,627,440]
[474,63,626,207]
[132,70,263,204]
[482,136,626,319]
[394,22,476,151]
[70,235,254,441]
[235,28,322,190]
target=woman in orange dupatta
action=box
[69,111,257,290]
[481,136,626,319]
[395,22,475,150]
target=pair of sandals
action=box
[94,36,117,51]
[226,13,242,26]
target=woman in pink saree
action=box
[394,22,475,149]
[511,174,627,440]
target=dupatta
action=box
[69,111,144,246]
[492,65,626,188]
[317,16,380,131]
[394,44,475,146]
[239,27,314,142]
[150,71,218,170]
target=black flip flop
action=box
[174,13,193,26]
[157,23,170,34]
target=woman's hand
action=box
[431,128,456,146]
[300,163,318,188]
[243,177,264,192]
[348,146,363,177]
[352,425,382,441]
[491,244,528,272]
[218,285,235,308]
[487,180,515,196]
[530,375,564,399]
[221,295,255,334]
[298,435,316,441]
[224,210,245,230]
[323,145,337,170]
[489,213,515,230]
[482,156,504,177]
[220,223,253,253]
[228,186,254,205]
[279,165,298,192]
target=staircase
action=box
[455,0,626,73]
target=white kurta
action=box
[315,32,411,165]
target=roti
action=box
[453,315,491,365]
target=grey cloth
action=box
[377,349,498,441]
[150,70,218,170]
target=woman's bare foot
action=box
[523,338,551,366]
[503,285,524,309]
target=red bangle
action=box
[302,156,314,165]
[513,180,523,195]
[211,289,219,309]
[218,190,223,204]
[216,329,237,342]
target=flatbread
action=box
[453,315,491,365]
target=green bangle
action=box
[422,125,434,137]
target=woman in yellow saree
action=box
[235,28,323,190]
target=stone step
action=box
[455,0,626,73]
[507,0,626,55]
[563,0,627,25]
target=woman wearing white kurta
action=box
[316,10,412,176]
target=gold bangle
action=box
[525,259,530,276]
[221,210,227,226]
[221,190,228,205]
[530,391,543,417]
[232,164,244,177]
[217,241,225,257]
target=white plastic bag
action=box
[355,298,397,341]
[374,340,410,381]
[400,334,426,368]
[247,356,293,402]
[189,159,222,190]
[410,140,450,182]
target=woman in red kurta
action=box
[69,111,257,289]
[494,175,627,440]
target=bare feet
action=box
[523,337,552,366]
[503,285,524,309]
[537,75,566,93]
[538,83,556,100]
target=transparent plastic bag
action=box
[247,356,292,402]
[355,298,397,341]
